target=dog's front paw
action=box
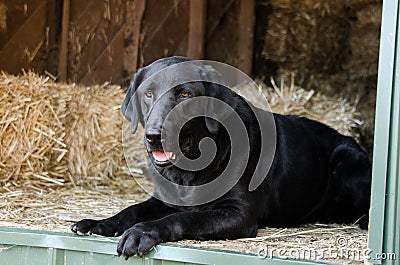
[117,223,163,258]
[71,218,123,237]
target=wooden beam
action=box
[58,0,70,81]
[187,0,206,59]
[237,0,255,75]
[124,0,146,79]
[46,0,62,77]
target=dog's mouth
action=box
[150,150,177,167]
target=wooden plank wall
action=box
[139,0,190,67]
[67,0,128,85]
[0,0,60,76]
[0,0,255,86]
[205,1,240,68]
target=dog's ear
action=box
[121,68,145,133]
[201,65,238,134]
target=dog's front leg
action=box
[117,208,256,258]
[71,197,177,237]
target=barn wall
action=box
[0,0,60,76]
[67,0,128,85]
[0,0,253,86]
[138,0,190,67]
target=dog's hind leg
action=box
[325,140,372,229]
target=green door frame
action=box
[368,0,400,264]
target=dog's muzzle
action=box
[145,128,177,167]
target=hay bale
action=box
[343,2,382,80]
[0,72,69,189]
[0,71,137,190]
[331,0,381,155]
[261,0,381,91]
[260,0,381,154]
[62,84,125,183]
[262,0,353,78]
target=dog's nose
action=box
[145,128,162,143]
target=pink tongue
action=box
[152,150,169,162]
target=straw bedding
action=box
[0,72,367,263]
[233,75,362,142]
[178,224,368,264]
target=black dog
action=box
[71,56,371,258]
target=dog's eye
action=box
[145,91,153,98]
[179,91,191,98]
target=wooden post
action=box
[237,0,255,75]
[58,0,70,82]
[187,0,206,59]
[124,0,146,79]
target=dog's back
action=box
[255,113,371,228]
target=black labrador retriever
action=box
[71,56,371,258]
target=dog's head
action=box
[121,56,239,168]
